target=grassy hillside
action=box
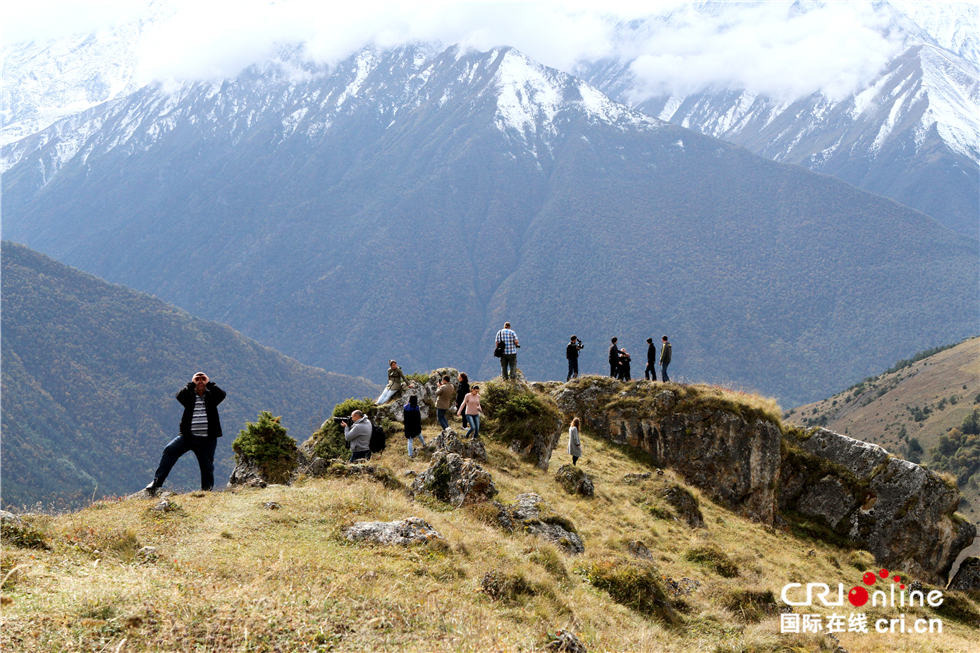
[3,402,978,652]
[1,242,380,509]
[786,337,980,523]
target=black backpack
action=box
[369,423,387,453]
[493,341,505,358]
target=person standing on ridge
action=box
[645,337,658,381]
[568,417,582,466]
[457,385,484,439]
[618,348,632,381]
[403,396,425,458]
[608,337,621,378]
[495,322,520,381]
[455,372,470,426]
[144,372,226,494]
[660,335,672,382]
[434,375,454,430]
[566,335,584,381]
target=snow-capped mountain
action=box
[3,43,976,407]
[577,2,979,236]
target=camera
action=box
[332,416,351,425]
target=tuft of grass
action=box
[0,519,50,550]
[581,558,679,624]
[684,545,739,578]
[722,588,777,623]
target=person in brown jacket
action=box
[434,375,455,430]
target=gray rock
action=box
[948,557,980,598]
[627,540,653,560]
[228,459,269,488]
[554,464,594,497]
[411,451,498,506]
[429,428,488,462]
[374,367,460,423]
[545,629,588,653]
[507,413,563,471]
[149,499,178,512]
[301,457,330,477]
[263,501,281,510]
[622,472,652,485]
[0,511,23,526]
[661,484,704,529]
[343,517,443,546]
[496,493,585,554]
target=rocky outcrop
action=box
[411,452,498,506]
[343,517,443,546]
[554,464,594,497]
[494,493,584,554]
[948,557,980,599]
[374,367,459,423]
[508,415,564,470]
[228,458,270,488]
[780,429,976,585]
[427,428,488,462]
[552,378,782,525]
[661,484,704,529]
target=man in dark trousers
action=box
[608,337,621,378]
[145,372,226,494]
[566,335,584,381]
[660,335,672,382]
[645,337,658,381]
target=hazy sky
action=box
[3,1,966,101]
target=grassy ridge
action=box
[3,409,978,652]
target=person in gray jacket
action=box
[568,417,582,466]
[344,410,373,462]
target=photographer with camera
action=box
[566,335,584,381]
[341,410,373,462]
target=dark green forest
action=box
[1,242,379,509]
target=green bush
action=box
[0,520,50,550]
[307,398,380,461]
[232,411,298,484]
[481,382,560,445]
[582,558,678,624]
[684,545,740,578]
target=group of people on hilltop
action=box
[608,335,671,382]
[141,322,668,494]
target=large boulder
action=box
[495,493,584,554]
[428,428,488,462]
[552,379,782,525]
[554,464,594,497]
[411,451,498,506]
[780,429,976,585]
[343,517,443,546]
[948,557,980,599]
[374,367,460,423]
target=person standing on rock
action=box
[144,372,226,494]
[645,337,658,381]
[495,322,520,381]
[403,396,425,458]
[434,375,455,430]
[455,372,470,425]
[457,385,483,439]
[344,410,373,462]
[660,335,672,382]
[568,417,582,466]
[608,338,621,378]
[618,348,632,381]
[566,335,584,381]
[376,360,408,404]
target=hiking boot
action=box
[143,480,160,497]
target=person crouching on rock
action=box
[144,372,226,495]
[404,395,426,458]
[568,417,582,466]
[457,384,483,439]
[344,410,373,462]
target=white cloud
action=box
[2,1,929,102]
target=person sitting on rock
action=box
[376,360,407,404]
[404,395,425,458]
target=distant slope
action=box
[0,242,379,509]
[785,337,980,519]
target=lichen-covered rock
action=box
[553,379,782,525]
[228,458,270,488]
[374,367,460,423]
[545,629,588,653]
[411,452,497,506]
[948,557,980,599]
[623,472,652,485]
[507,413,564,471]
[627,540,653,560]
[343,517,443,546]
[554,464,594,497]
[495,493,584,554]
[661,484,704,529]
[314,460,404,490]
[781,429,976,584]
[428,428,488,462]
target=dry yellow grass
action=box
[2,414,978,652]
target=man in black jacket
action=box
[645,337,658,381]
[144,372,226,494]
[566,335,584,381]
[608,337,621,378]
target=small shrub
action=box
[529,545,568,580]
[582,558,679,624]
[684,545,739,578]
[405,372,430,384]
[1,520,50,550]
[481,382,560,445]
[723,588,777,622]
[481,570,537,602]
[232,411,298,484]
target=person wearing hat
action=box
[376,360,408,404]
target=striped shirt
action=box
[190,392,209,436]
[495,328,518,355]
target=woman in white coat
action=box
[568,417,582,465]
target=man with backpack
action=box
[343,410,374,462]
[495,322,520,381]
